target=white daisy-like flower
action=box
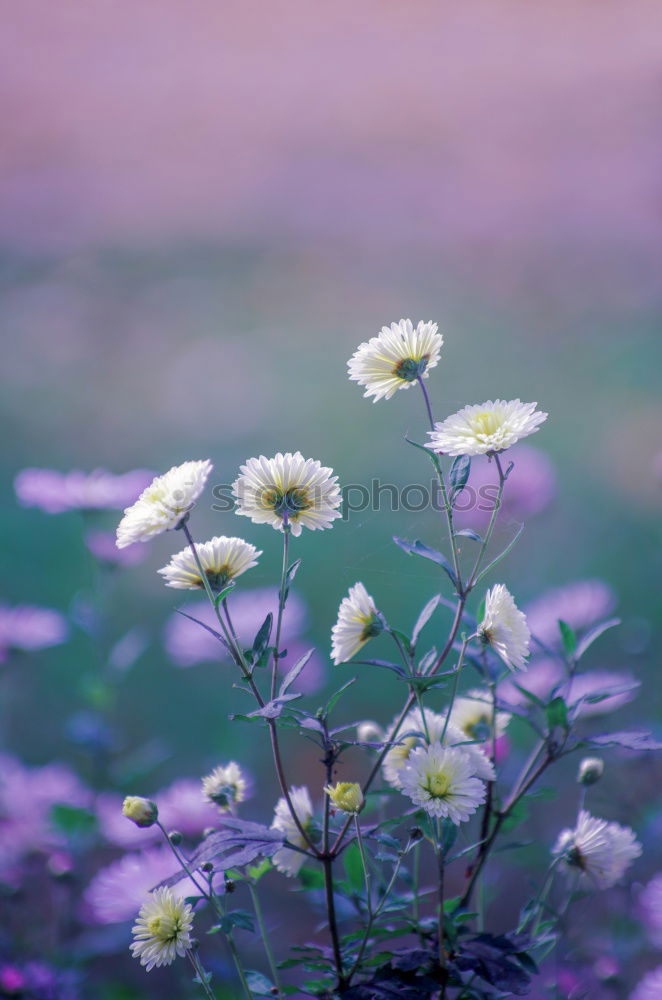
[271,786,314,877]
[116,460,213,548]
[427,399,547,456]
[130,886,194,971]
[382,709,495,788]
[348,319,443,403]
[400,744,487,823]
[158,536,261,591]
[552,810,642,889]
[449,690,510,743]
[478,584,530,671]
[331,582,381,665]
[201,761,247,812]
[232,452,342,537]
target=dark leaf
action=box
[455,527,483,543]
[546,696,568,731]
[247,693,302,720]
[175,608,231,655]
[393,536,457,588]
[449,454,471,499]
[279,648,315,695]
[252,613,273,664]
[156,818,285,887]
[351,658,407,676]
[558,620,577,657]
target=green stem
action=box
[271,518,291,699]
[466,452,507,591]
[322,762,345,989]
[187,950,219,1000]
[435,819,447,991]
[439,633,473,743]
[248,881,282,992]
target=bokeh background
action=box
[1,2,661,997]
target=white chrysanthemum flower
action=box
[449,690,510,742]
[271,786,314,877]
[331,582,381,664]
[478,584,530,671]
[348,319,443,403]
[201,761,247,812]
[427,399,547,456]
[232,452,342,537]
[158,536,261,591]
[552,810,642,889]
[117,460,213,548]
[383,709,495,788]
[400,744,487,823]
[130,887,194,971]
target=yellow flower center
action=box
[471,411,501,437]
[426,770,452,799]
[146,913,182,944]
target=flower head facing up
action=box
[122,796,158,828]
[331,582,381,664]
[201,762,247,812]
[324,782,364,814]
[382,709,495,788]
[427,399,547,456]
[348,319,443,402]
[130,887,194,971]
[478,584,530,671]
[271,786,313,877]
[400,744,487,823]
[449,690,510,743]
[116,460,213,548]
[233,452,341,537]
[553,810,641,889]
[158,536,261,592]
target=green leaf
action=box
[343,842,366,892]
[298,867,326,889]
[213,580,236,606]
[50,803,97,837]
[449,454,471,499]
[247,858,272,882]
[283,558,302,601]
[251,613,273,664]
[393,536,457,588]
[546,695,568,731]
[558,620,577,657]
[412,594,441,648]
[218,909,255,934]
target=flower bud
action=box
[324,781,364,814]
[201,861,214,873]
[577,757,604,786]
[122,796,158,828]
[357,721,383,744]
[168,830,183,846]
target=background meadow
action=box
[1,2,661,997]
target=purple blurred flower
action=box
[0,604,68,662]
[524,579,617,650]
[0,754,91,885]
[499,659,638,717]
[97,776,224,848]
[454,444,556,527]
[639,873,662,947]
[14,467,154,514]
[164,587,308,668]
[631,967,662,1000]
[83,846,201,923]
[278,640,326,694]
[85,529,147,567]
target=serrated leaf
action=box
[393,537,457,588]
[412,594,441,648]
[279,648,315,695]
[156,818,285,887]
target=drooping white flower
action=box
[201,761,247,812]
[331,582,381,664]
[427,399,547,456]
[400,744,487,823]
[348,319,443,403]
[130,886,194,971]
[116,460,213,548]
[158,536,261,591]
[552,810,642,889]
[449,690,510,742]
[382,709,495,788]
[478,584,530,671]
[631,967,662,1000]
[232,452,342,537]
[271,786,314,877]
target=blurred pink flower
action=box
[639,873,662,948]
[631,967,662,1000]
[83,846,201,923]
[0,603,68,662]
[0,753,91,884]
[85,529,147,567]
[164,587,308,668]
[97,776,227,848]
[524,579,617,651]
[499,659,638,717]
[454,444,556,527]
[14,467,154,514]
